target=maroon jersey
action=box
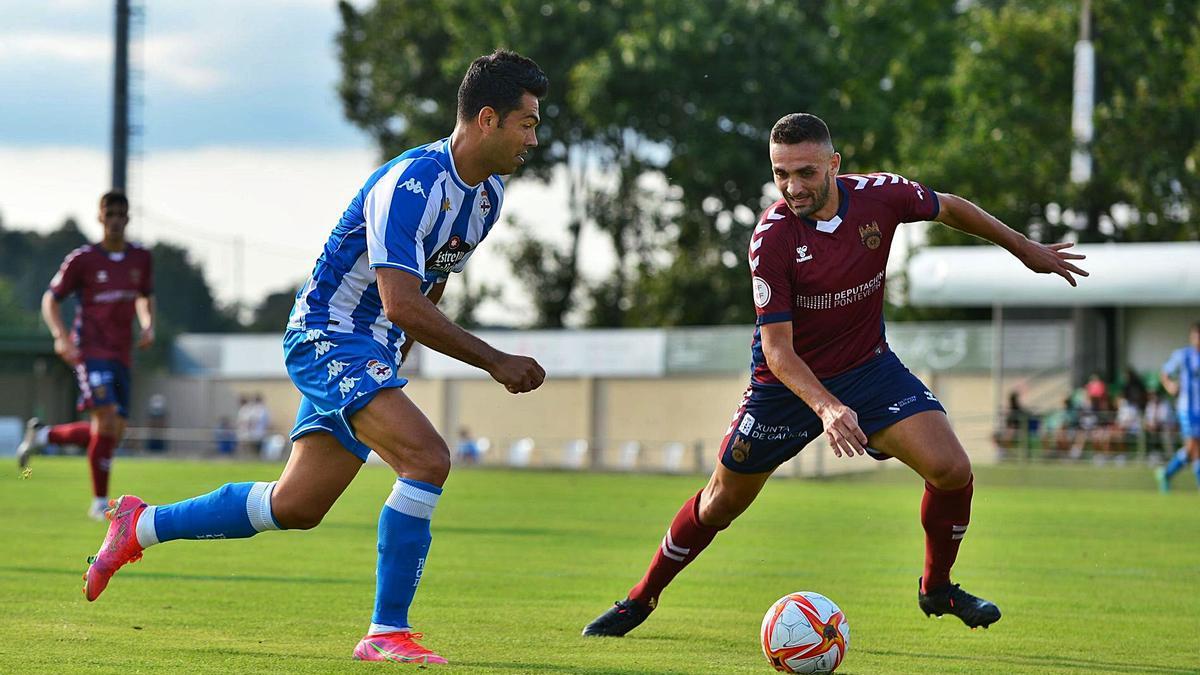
[748,173,939,383]
[49,244,154,366]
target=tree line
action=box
[337,0,1199,327]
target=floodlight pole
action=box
[112,0,131,192]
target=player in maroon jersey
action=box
[584,113,1087,636]
[17,191,156,520]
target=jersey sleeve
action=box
[364,160,439,280]
[860,172,939,223]
[1162,349,1184,376]
[749,209,794,325]
[48,249,85,299]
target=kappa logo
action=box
[366,359,392,384]
[796,245,813,263]
[337,375,360,396]
[326,359,349,382]
[303,328,326,343]
[313,340,335,357]
[398,177,426,198]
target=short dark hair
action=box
[770,113,833,147]
[457,49,549,123]
[100,190,128,210]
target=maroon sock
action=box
[628,490,726,610]
[921,475,973,593]
[48,421,92,446]
[87,433,117,498]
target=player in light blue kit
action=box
[1155,322,1200,492]
[82,50,549,664]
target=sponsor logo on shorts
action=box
[738,412,756,435]
[366,359,393,384]
[888,394,919,414]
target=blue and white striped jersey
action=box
[288,138,504,358]
[1163,346,1200,417]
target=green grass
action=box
[2,458,1198,674]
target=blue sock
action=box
[1192,460,1200,487]
[1164,448,1188,478]
[369,478,442,634]
[144,481,282,545]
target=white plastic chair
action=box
[617,441,641,471]
[662,442,686,473]
[507,437,535,467]
[562,438,588,469]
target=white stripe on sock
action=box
[135,505,159,548]
[384,480,441,520]
[246,481,280,532]
[664,529,690,556]
[369,622,411,635]
[660,538,686,562]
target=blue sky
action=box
[1,0,367,150]
[0,1,586,320]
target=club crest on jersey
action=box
[479,191,492,218]
[859,221,882,250]
[365,359,392,384]
[730,435,752,463]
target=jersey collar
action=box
[441,138,479,192]
[802,178,850,233]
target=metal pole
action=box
[112,0,130,191]
[992,303,1005,454]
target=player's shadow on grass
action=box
[1,565,360,586]
[860,647,1194,673]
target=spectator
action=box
[994,390,1033,457]
[215,417,237,456]
[456,427,481,465]
[1122,366,1148,411]
[1040,397,1081,458]
[1113,395,1142,456]
[1085,372,1109,411]
[1144,389,1175,457]
[236,395,270,458]
[145,393,168,453]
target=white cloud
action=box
[142,33,227,92]
[0,31,108,65]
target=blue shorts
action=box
[75,359,131,418]
[1179,414,1200,441]
[718,350,946,474]
[284,328,408,462]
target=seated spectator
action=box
[1121,366,1148,411]
[456,427,481,465]
[994,390,1034,457]
[1040,397,1081,458]
[1085,372,1109,411]
[1113,395,1143,455]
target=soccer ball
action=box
[760,591,850,673]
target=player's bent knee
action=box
[405,445,452,485]
[270,493,330,530]
[926,453,972,490]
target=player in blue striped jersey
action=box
[1155,322,1200,492]
[83,50,549,665]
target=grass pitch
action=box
[1,458,1197,674]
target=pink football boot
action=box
[83,495,147,601]
[353,631,448,664]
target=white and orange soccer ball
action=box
[760,591,850,673]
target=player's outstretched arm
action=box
[376,268,544,393]
[934,192,1089,286]
[40,290,80,366]
[760,322,867,458]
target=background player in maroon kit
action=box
[17,191,156,520]
[584,113,1087,636]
